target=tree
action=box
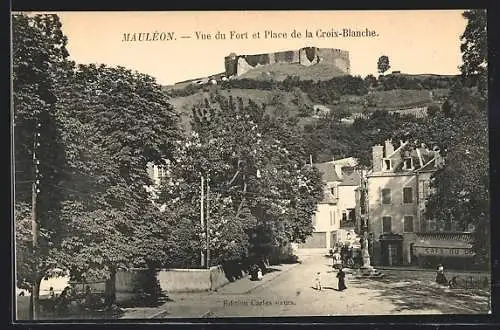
[422,10,489,263]
[158,96,324,266]
[459,9,487,94]
[13,13,73,319]
[414,88,489,263]
[377,55,391,75]
[52,63,181,307]
[364,74,378,89]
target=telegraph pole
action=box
[31,123,41,320]
[206,174,210,269]
[200,175,205,268]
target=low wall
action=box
[157,266,230,293]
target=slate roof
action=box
[320,192,337,204]
[314,162,341,182]
[338,170,361,186]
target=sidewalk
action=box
[216,257,308,294]
[120,257,308,319]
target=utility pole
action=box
[200,176,205,268]
[206,174,210,269]
[31,123,41,320]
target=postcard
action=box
[12,9,490,321]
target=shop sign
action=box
[414,246,475,257]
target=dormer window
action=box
[403,157,413,170]
[382,158,392,171]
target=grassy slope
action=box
[169,87,448,130]
[168,86,314,133]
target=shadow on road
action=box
[118,294,175,308]
[353,276,490,314]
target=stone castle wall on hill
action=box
[224,47,350,77]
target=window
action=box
[330,186,338,198]
[381,188,391,204]
[404,216,414,232]
[157,165,167,178]
[403,157,413,170]
[382,216,392,233]
[342,211,347,222]
[403,187,413,204]
[330,211,334,226]
[383,158,392,171]
[312,214,316,226]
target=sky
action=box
[30,10,468,85]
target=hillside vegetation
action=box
[168,86,446,129]
[164,72,465,134]
[169,86,314,132]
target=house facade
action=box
[361,139,475,267]
[363,139,440,265]
[295,157,361,254]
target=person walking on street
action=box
[314,272,322,290]
[337,268,347,291]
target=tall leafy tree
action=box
[459,9,487,94]
[158,95,323,266]
[53,63,181,306]
[13,13,73,319]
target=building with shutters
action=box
[294,157,361,254]
[364,139,449,266]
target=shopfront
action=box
[412,232,475,269]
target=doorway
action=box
[379,234,403,266]
[387,243,398,265]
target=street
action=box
[121,254,491,319]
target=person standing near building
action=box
[332,250,342,269]
[436,264,448,285]
[337,269,347,291]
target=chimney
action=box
[372,145,384,172]
[335,164,343,180]
[385,139,394,157]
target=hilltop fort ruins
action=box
[224,47,350,77]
